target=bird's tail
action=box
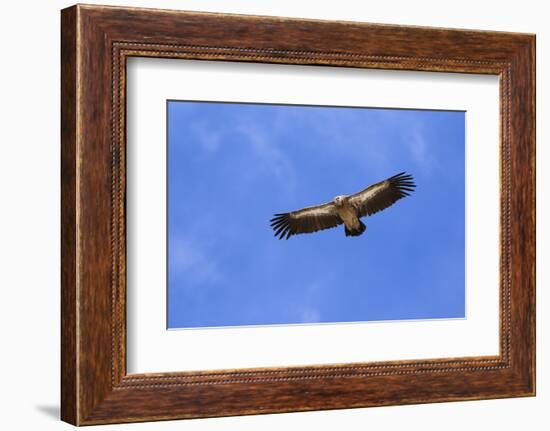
[345,220,366,237]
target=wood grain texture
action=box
[60,4,535,425]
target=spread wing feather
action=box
[348,172,415,217]
[270,202,342,240]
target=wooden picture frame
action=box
[61,4,535,425]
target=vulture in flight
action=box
[270,172,415,239]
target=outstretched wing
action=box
[348,172,415,217]
[270,202,342,240]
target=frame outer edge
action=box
[526,34,536,395]
[508,35,536,395]
[531,34,536,396]
[61,4,79,426]
[523,34,536,395]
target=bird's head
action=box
[333,195,346,207]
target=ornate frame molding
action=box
[61,5,535,425]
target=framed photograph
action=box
[61,4,535,425]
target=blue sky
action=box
[167,101,465,329]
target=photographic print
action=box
[167,101,465,329]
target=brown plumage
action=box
[270,172,415,239]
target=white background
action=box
[0,0,546,430]
[127,59,500,373]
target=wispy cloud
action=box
[169,236,222,286]
[191,121,223,153]
[299,306,321,323]
[407,125,438,175]
[188,112,297,194]
[283,108,395,177]
[410,128,428,165]
[295,282,325,323]
[236,123,297,188]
